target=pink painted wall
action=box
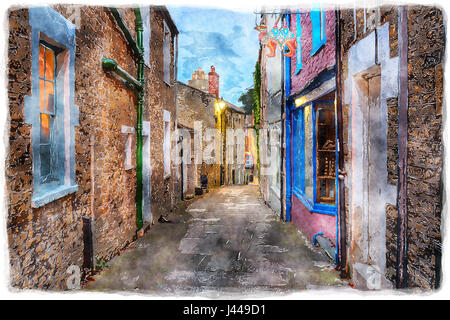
[291,194,336,245]
[290,10,335,94]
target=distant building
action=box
[187,67,208,92]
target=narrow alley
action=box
[87,185,344,295]
[5,4,445,294]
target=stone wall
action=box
[341,6,398,282]
[144,7,178,219]
[406,5,444,289]
[176,81,220,190]
[340,5,444,289]
[7,6,139,289]
[7,5,178,290]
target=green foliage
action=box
[253,62,261,177]
[238,88,255,115]
[95,257,108,271]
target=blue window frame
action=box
[310,4,327,56]
[292,98,337,215]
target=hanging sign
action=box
[255,21,297,58]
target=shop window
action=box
[310,5,327,56]
[292,94,337,215]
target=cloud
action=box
[169,6,259,106]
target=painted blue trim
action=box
[292,189,337,216]
[290,98,337,216]
[284,13,292,222]
[313,232,324,245]
[312,104,317,204]
[295,13,302,74]
[310,5,327,56]
[334,98,340,265]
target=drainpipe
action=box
[102,7,145,232]
[396,5,409,289]
[280,12,286,221]
[334,7,347,274]
[134,7,145,231]
[102,58,143,91]
[109,7,142,58]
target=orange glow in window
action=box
[40,113,50,138]
[39,45,45,78]
[45,48,54,80]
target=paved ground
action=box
[86,185,346,297]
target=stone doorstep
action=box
[352,263,393,290]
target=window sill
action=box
[32,184,78,208]
[292,188,336,216]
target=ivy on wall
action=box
[253,61,261,177]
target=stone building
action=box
[6,5,178,290]
[176,81,220,197]
[178,66,247,191]
[256,4,444,290]
[187,67,208,92]
[281,7,339,264]
[258,12,284,215]
[338,5,444,290]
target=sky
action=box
[168,6,260,106]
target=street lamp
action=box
[215,99,226,113]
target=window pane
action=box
[39,45,45,78]
[45,81,55,113]
[304,104,314,200]
[40,113,50,143]
[40,143,51,180]
[45,47,55,80]
[315,102,336,204]
[293,110,302,191]
[39,79,46,111]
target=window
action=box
[270,124,281,193]
[163,110,171,177]
[163,20,171,84]
[295,12,303,74]
[292,93,337,215]
[310,5,327,56]
[39,43,57,183]
[25,7,78,208]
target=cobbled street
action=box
[87,186,346,296]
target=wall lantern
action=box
[215,99,226,113]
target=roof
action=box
[224,101,246,114]
[154,6,179,35]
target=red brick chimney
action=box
[208,65,219,98]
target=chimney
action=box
[208,65,219,98]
